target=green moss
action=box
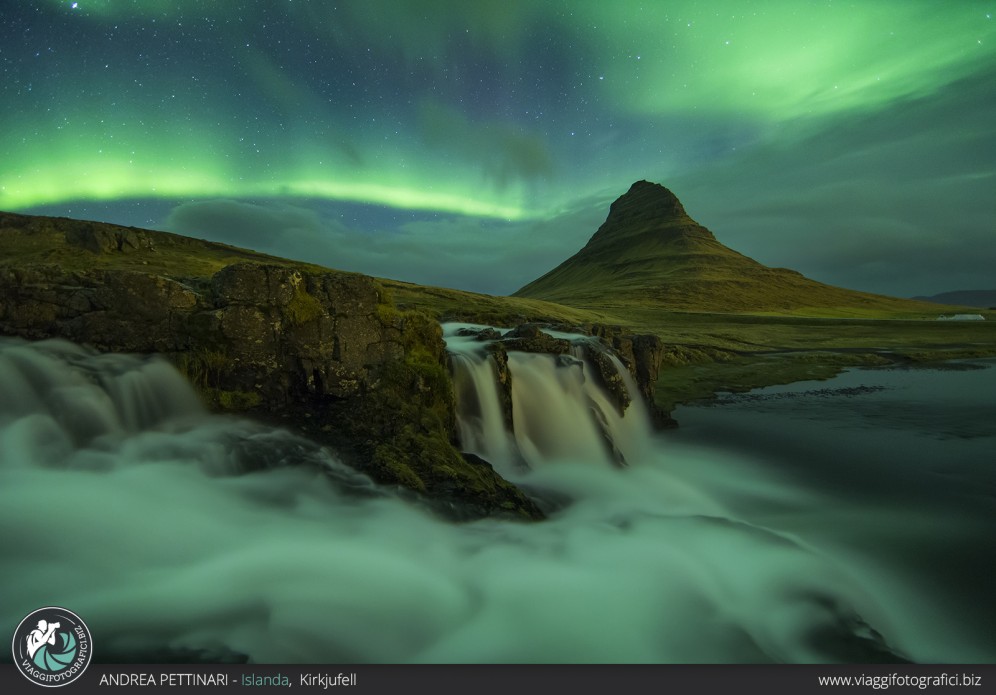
[334,304,542,514]
[379,278,610,326]
[371,443,427,492]
[211,388,263,411]
[376,301,402,325]
[169,351,261,411]
[374,282,395,306]
[173,348,228,389]
[285,286,324,325]
[0,214,325,280]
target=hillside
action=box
[515,181,955,318]
[913,290,996,309]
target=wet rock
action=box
[555,354,583,368]
[590,324,675,428]
[455,326,502,341]
[484,343,515,432]
[64,222,156,255]
[580,341,631,416]
[498,323,572,355]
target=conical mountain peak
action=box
[604,180,688,225]
[515,180,937,315]
[586,180,714,249]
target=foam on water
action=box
[1,337,991,663]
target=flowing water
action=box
[446,324,651,474]
[667,360,996,663]
[0,333,993,663]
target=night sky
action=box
[2,1,993,297]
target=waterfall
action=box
[0,337,377,489]
[444,323,652,476]
[2,336,975,663]
[0,338,203,462]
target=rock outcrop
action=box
[0,212,542,520]
[455,321,673,428]
[588,324,675,428]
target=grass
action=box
[380,278,615,326]
[285,285,324,325]
[0,212,335,280]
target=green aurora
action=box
[1,1,994,295]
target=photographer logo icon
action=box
[12,607,92,687]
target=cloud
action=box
[670,72,996,297]
[290,0,542,68]
[163,197,606,296]
[418,100,555,189]
[165,200,328,248]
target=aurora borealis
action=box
[2,1,994,296]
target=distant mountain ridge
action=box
[515,180,951,317]
[912,290,996,309]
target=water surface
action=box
[667,360,996,662]
[1,339,992,663]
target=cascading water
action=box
[2,336,992,663]
[0,337,378,484]
[0,339,204,451]
[444,323,651,476]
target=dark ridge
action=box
[912,289,996,308]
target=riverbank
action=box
[654,344,996,414]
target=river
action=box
[1,336,992,663]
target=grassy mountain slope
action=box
[515,181,957,318]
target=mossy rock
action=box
[285,286,324,325]
[210,388,263,411]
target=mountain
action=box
[515,181,948,317]
[912,290,996,309]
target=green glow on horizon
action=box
[276,180,529,220]
[0,163,533,220]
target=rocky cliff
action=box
[0,211,542,520]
